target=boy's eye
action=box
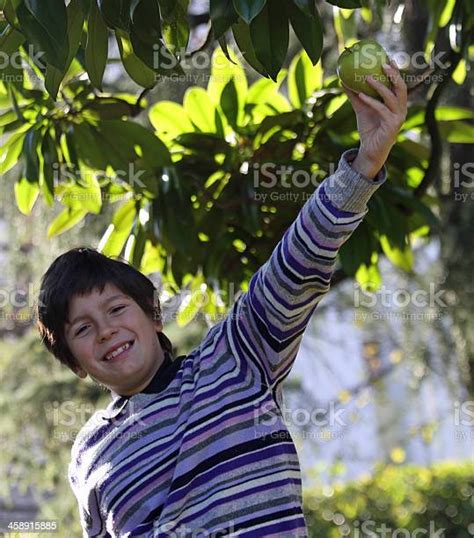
[75,325,88,336]
[111,305,126,314]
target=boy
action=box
[37,63,407,537]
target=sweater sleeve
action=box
[225,148,387,399]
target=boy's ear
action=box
[154,319,163,332]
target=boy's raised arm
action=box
[225,61,407,397]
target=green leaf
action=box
[0,126,28,173]
[18,0,69,70]
[23,127,39,182]
[0,25,25,89]
[246,74,284,104]
[130,0,161,43]
[159,0,190,54]
[39,131,57,206]
[131,222,147,268]
[73,122,110,169]
[286,1,323,65]
[85,0,109,90]
[45,0,85,99]
[0,23,25,53]
[250,0,289,81]
[208,45,248,100]
[149,101,193,139]
[438,120,474,143]
[115,29,157,88]
[380,234,414,272]
[175,132,230,154]
[233,0,266,23]
[47,207,88,237]
[96,119,172,169]
[339,221,375,275]
[355,256,382,292]
[98,0,131,30]
[14,176,40,215]
[98,199,137,257]
[220,78,239,128]
[293,0,317,17]
[288,49,322,108]
[232,18,266,75]
[210,0,238,40]
[325,0,361,7]
[184,87,223,133]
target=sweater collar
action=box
[101,351,185,421]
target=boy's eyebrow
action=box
[67,294,128,329]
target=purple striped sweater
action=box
[68,149,387,537]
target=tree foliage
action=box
[0,0,473,326]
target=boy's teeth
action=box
[106,341,131,360]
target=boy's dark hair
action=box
[36,247,173,372]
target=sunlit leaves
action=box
[98,199,137,257]
[288,50,323,109]
[116,29,157,88]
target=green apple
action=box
[337,39,391,99]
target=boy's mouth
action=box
[102,340,135,362]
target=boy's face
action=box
[64,282,165,396]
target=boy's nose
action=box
[97,325,118,342]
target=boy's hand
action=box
[342,59,408,179]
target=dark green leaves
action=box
[286,1,323,64]
[98,0,131,31]
[293,0,318,17]
[159,0,190,54]
[18,0,68,70]
[210,0,239,40]
[250,0,289,80]
[116,29,157,88]
[85,0,109,90]
[325,0,362,7]
[45,0,85,99]
[130,0,161,43]
[233,0,266,24]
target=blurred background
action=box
[0,0,473,536]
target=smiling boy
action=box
[37,63,407,537]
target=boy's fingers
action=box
[357,92,392,120]
[385,59,408,109]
